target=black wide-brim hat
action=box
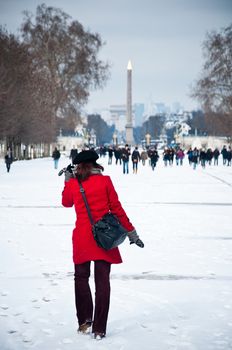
[73,150,99,164]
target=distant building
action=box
[108,104,136,132]
[171,102,184,114]
[134,103,145,127]
[154,103,169,114]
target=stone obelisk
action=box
[125,60,134,145]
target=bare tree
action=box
[0,28,54,147]
[0,4,110,154]
[191,24,232,136]
[21,4,110,132]
[57,106,82,135]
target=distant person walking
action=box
[114,147,122,165]
[70,147,78,164]
[149,148,159,171]
[163,148,169,167]
[52,147,61,169]
[140,150,148,165]
[213,148,220,166]
[206,148,213,165]
[221,146,228,165]
[131,146,141,174]
[227,147,232,166]
[192,148,199,170]
[4,147,13,173]
[199,149,207,168]
[176,149,185,166]
[108,146,113,165]
[169,148,175,166]
[187,147,193,166]
[121,144,131,174]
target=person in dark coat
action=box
[114,147,122,165]
[62,150,144,340]
[121,144,131,174]
[163,148,169,167]
[131,146,141,174]
[52,147,61,169]
[221,146,228,165]
[4,148,13,173]
[169,148,175,165]
[149,148,159,170]
[70,147,78,164]
[108,146,113,165]
[192,147,199,170]
[199,149,207,168]
[206,148,213,165]
[187,147,193,166]
[213,148,220,166]
[227,147,232,166]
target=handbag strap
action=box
[77,179,95,225]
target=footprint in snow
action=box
[140,324,148,328]
[23,319,30,324]
[22,334,33,343]
[139,323,153,332]
[170,324,178,329]
[42,296,52,302]
[0,304,9,310]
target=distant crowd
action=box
[3,144,232,174]
[161,145,232,169]
[64,144,232,175]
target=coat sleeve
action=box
[62,181,74,207]
[106,176,134,232]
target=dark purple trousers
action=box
[74,260,111,334]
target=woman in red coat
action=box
[62,150,144,340]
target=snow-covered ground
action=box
[0,154,232,350]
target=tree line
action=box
[0,4,109,154]
[191,23,232,139]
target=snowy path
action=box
[0,156,232,350]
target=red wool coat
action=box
[62,174,134,265]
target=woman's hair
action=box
[75,162,104,181]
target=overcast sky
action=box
[0,0,231,112]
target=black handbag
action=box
[78,180,128,250]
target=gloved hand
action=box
[65,164,74,182]
[127,230,144,248]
